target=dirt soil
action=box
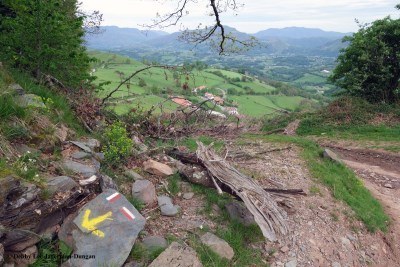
[228,140,400,267]
[134,139,400,266]
[323,144,400,263]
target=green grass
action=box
[127,196,146,211]
[129,242,165,265]
[228,95,281,117]
[110,95,180,115]
[168,173,181,196]
[298,120,400,141]
[249,134,389,232]
[181,136,225,152]
[294,73,327,84]
[269,95,305,111]
[188,184,267,266]
[30,240,73,267]
[90,51,287,117]
[263,97,400,142]
[9,69,85,135]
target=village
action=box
[170,85,240,119]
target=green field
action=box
[91,51,306,117]
[294,73,327,84]
[228,95,279,117]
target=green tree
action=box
[329,6,400,103]
[0,0,92,87]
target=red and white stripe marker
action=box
[120,207,135,221]
[106,192,121,203]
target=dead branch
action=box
[264,188,307,196]
[146,0,256,55]
[101,65,176,105]
[265,128,285,135]
[169,144,290,241]
[195,141,288,241]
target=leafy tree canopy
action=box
[329,5,400,103]
[0,0,93,87]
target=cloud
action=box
[80,0,399,32]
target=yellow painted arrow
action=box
[81,209,113,238]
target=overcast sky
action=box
[80,0,399,33]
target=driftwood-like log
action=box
[264,188,306,196]
[195,142,288,241]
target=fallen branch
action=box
[265,128,285,135]
[194,142,288,241]
[264,188,307,196]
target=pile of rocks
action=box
[0,132,239,267]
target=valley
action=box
[91,51,323,117]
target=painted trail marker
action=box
[120,206,135,221]
[64,189,146,267]
[106,192,121,203]
[81,209,113,238]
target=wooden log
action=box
[195,142,288,241]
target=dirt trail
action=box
[325,145,400,260]
[229,140,400,266]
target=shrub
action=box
[103,122,133,167]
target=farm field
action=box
[90,51,307,117]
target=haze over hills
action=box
[85,26,350,56]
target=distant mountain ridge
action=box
[254,26,350,39]
[85,25,351,56]
[85,26,168,49]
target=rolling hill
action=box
[90,51,314,117]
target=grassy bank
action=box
[245,134,389,232]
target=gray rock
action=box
[142,236,168,251]
[6,182,39,210]
[332,262,341,267]
[0,176,20,207]
[225,201,255,226]
[16,94,46,108]
[14,144,40,155]
[148,242,202,267]
[6,245,38,266]
[62,159,97,178]
[285,259,297,267]
[124,170,144,181]
[200,232,234,260]
[183,192,194,200]
[70,141,92,153]
[80,138,101,150]
[100,174,118,191]
[132,180,157,206]
[132,136,148,153]
[8,83,25,95]
[157,196,179,217]
[323,149,342,163]
[59,189,146,267]
[71,151,91,160]
[95,153,105,161]
[47,176,79,194]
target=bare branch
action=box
[147,0,258,55]
[101,64,176,105]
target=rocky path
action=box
[326,145,400,261]
[228,140,400,266]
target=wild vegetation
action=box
[329,6,400,103]
[0,1,399,267]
